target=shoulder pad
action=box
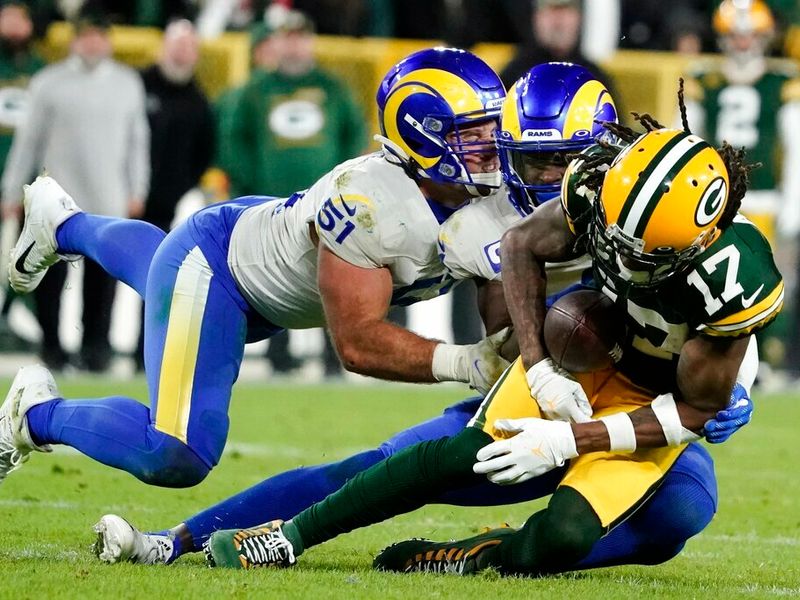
[766,57,800,78]
[438,203,503,281]
[782,77,800,103]
[689,218,783,337]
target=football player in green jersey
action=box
[683,0,800,243]
[202,108,782,576]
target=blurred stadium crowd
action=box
[0,0,798,388]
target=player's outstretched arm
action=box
[319,243,437,382]
[500,200,575,370]
[571,334,751,453]
[501,200,591,422]
[318,244,509,391]
[473,334,752,483]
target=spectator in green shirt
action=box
[219,9,368,377]
[0,0,44,352]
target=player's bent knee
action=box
[641,469,717,545]
[526,487,603,571]
[136,438,212,488]
[539,510,601,565]
[634,541,687,565]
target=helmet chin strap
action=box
[375,134,411,163]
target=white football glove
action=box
[431,327,511,396]
[526,358,592,423]
[473,418,578,485]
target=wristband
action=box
[650,393,701,446]
[735,336,758,394]
[599,412,637,452]
[431,343,467,383]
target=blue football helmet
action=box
[497,62,618,213]
[376,47,506,192]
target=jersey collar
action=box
[425,198,464,225]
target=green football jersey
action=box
[0,46,45,172]
[685,60,800,191]
[561,148,784,391]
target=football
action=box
[544,289,626,373]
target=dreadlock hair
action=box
[717,142,760,229]
[581,77,759,231]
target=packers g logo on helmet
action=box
[375,47,505,192]
[591,129,730,292]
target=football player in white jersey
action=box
[0,48,512,490]
[437,61,614,336]
[194,64,761,573]
[87,63,751,569]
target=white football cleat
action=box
[93,514,175,565]
[0,365,58,485]
[8,175,82,294]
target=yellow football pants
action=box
[469,358,686,528]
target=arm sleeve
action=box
[1,74,48,205]
[127,74,150,200]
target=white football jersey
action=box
[227,153,455,329]
[438,193,591,294]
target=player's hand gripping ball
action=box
[544,289,626,373]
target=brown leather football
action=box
[544,289,625,373]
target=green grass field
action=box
[1,378,798,599]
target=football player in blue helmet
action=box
[497,62,617,213]
[375,47,506,196]
[87,57,750,572]
[0,46,514,500]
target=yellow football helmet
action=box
[590,129,729,292]
[713,0,775,37]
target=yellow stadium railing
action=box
[39,23,751,136]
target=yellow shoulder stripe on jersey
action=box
[781,78,800,103]
[700,281,784,336]
[336,193,374,209]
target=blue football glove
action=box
[702,383,753,444]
